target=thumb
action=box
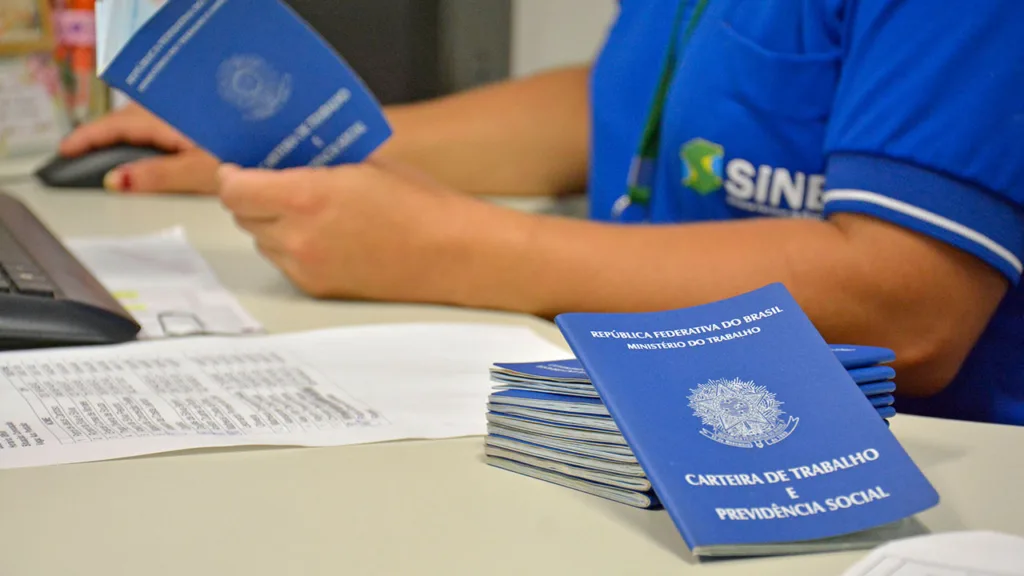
[104,150,220,195]
[216,163,244,184]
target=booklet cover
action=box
[486,455,660,510]
[486,434,645,476]
[492,359,590,383]
[491,356,897,402]
[553,283,938,557]
[94,0,391,168]
[492,344,895,383]
[848,365,896,384]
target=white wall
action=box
[510,0,618,78]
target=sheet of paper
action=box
[842,531,1024,575]
[65,227,264,339]
[0,323,569,470]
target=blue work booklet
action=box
[96,0,391,168]
[553,284,938,557]
[493,343,895,382]
[483,379,896,513]
[491,351,898,403]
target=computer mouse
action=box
[35,144,168,189]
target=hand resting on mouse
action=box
[58,103,220,195]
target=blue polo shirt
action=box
[588,0,1024,425]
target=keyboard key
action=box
[12,270,45,283]
[13,282,55,297]
[5,263,43,276]
[2,263,56,297]
[0,231,33,265]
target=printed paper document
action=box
[841,530,1024,575]
[0,323,567,469]
[66,227,263,338]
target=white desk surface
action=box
[0,175,1022,576]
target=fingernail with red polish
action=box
[104,168,133,192]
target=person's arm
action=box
[217,157,1009,400]
[57,66,591,196]
[435,206,1007,399]
[378,66,592,197]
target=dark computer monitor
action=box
[285,0,512,105]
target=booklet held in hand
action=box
[95,0,391,168]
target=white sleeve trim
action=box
[823,189,1023,275]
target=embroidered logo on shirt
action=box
[678,137,829,218]
[681,138,725,195]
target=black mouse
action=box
[35,144,168,189]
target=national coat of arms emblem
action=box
[216,55,292,121]
[687,378,799,448]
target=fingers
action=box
[254,239,289,264]
[233,216,281,241]
[104,149,221,195]
[252,239,306,287]
[58,104,191,157]
[217,164,330,219]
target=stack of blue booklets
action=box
[486,350,897,510]
[485,284,938,557]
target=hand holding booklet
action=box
[95,0,391,168]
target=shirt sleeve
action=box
[822,0,1024,283]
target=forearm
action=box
[377,66,591,197]
[438,207,1007,396]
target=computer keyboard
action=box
[0,190,140,350]
[0,225,58,297]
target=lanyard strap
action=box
[621,0,710,213]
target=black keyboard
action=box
[0,190,140,350]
